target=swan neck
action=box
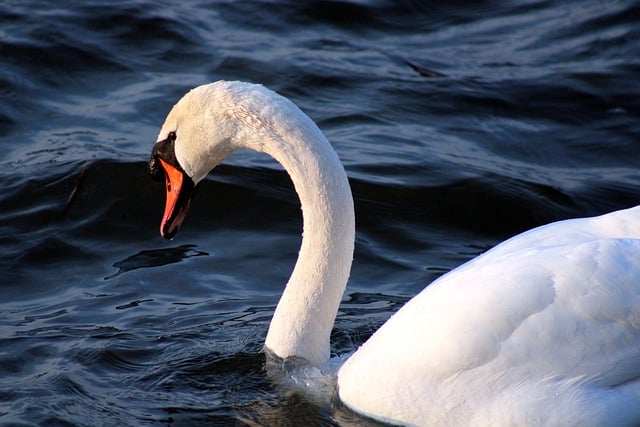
[255,115,355,367]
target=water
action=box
[1,1,638,425]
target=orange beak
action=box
[158,158,195,239]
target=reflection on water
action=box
[106,245,209,279]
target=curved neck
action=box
[238,104,355,367]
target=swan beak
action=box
[158,158,195,239]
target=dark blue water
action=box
[1,1,638,425]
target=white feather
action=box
[156,80,640,426]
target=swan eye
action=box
[149,130,181,182]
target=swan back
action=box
[338,205,640,425]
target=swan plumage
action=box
[148,81,640,426]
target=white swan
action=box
[148,81,640,426]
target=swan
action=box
[147,81,640,426]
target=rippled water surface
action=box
[1,1,639,425]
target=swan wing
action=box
[338,206,640,426]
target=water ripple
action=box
[0,1,638,425]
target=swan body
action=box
[149,81,640,426]
[339,208,640,425]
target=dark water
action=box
[1,1,639,425]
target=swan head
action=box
[148,82,240,239]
